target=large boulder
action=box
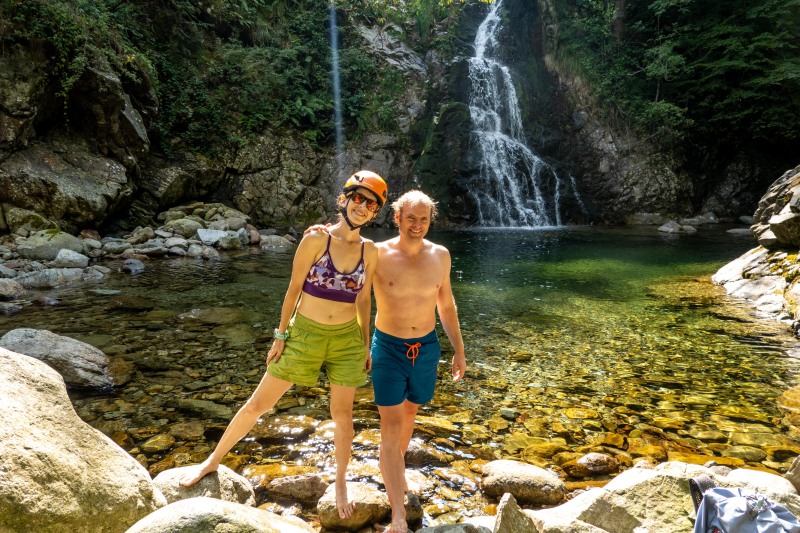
[526,461,800,533]
[481,459,567,505]
[0,328,117,389]
[0,347,166,532]
[0,140,131,234]
[15,229,85,260]
[751,164,800,250]
[125,497,315,533]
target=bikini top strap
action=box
[325,233,332,254]
[360,239,364,261]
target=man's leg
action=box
[179,373,293,486]
[330,383,357,518]
[378,399,420,533]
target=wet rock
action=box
[317,482,389,530]
[197,228,227,245]
[52,249,90,268]
[102,239,131,254]
[169,421,206,441]
[0,328,115,389]
[0,302,22,315]
[406,439,454,465]
[169,398,234,420]
[153,465,256,506]
[261,234,294,247]
[109,294,155,312]
[125,496,314,532]
[177,306,245,325]
[33,295,59,306]
[562,452,620,478]
[127,226,156,245]
[142,433,176,453]
[266,473,328,502]
[416,525,492,533]
[15,267,84,288]
[250,415,318,442]
[0,278,25,300]
[16,230,84,261]
[122,258,145,274]
[481,459,567,505]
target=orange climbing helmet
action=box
[343,170,388,208]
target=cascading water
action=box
[328,2,345,177]
[468,0,578,227]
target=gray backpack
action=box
[690,474,800,533]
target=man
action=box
[369,190,466,533]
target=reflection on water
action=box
[3,225,800,512]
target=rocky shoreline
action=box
[0,201,296,315]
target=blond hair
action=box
[391,190,438,222]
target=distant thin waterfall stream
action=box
[468,0,574,227]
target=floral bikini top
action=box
[302,235,365,303]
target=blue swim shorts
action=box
[371,328,441,406]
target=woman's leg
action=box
[329,383,357,518]
[179,373,293,486]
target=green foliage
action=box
[555,0,800,161]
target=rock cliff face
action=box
[713,165,800,335]
[0,1,780,234]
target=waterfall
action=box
[328,2,345,178]
[468,0,575,227]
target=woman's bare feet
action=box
[335,478,355,519]
[178,460,218,486]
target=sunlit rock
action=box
[481,459,566,505]
[126,496,313,532]
[153,464,256,506]
[0,347,166,531]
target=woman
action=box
[179,170,388,519]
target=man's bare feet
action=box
[178,460,218,486]
[335,479,355,519]
[376,518,408,533]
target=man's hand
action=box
[303,223,331,236]
[452,354,466,382]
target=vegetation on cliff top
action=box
[554,0,800,170]
[0,0,471,156]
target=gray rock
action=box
[267,473,328,502]
[494,493,536,533]
[52,248,90,268]
[0,328,115,389]
[14,267,84,289]
[197,228,227,245]
[153,465,255,506]
[0,348,166,532]
[122,258,145,274]
[0,278,25,300]
[16,230,84,260]
[317,482,389,531]
[482,459,566,505]
[125,497,314,533]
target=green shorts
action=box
[267,313,367,388]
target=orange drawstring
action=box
[405,342,422,366]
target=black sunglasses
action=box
[349,192,380,212]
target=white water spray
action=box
[468,0,579,226]
[328,2,345,177]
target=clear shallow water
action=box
[3,224,800,519]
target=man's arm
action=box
[356,242,378,371]
[436,248,466,382]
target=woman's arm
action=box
[266,233,324,364]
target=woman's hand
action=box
[266,339,286,365]
[364,349,372,372]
